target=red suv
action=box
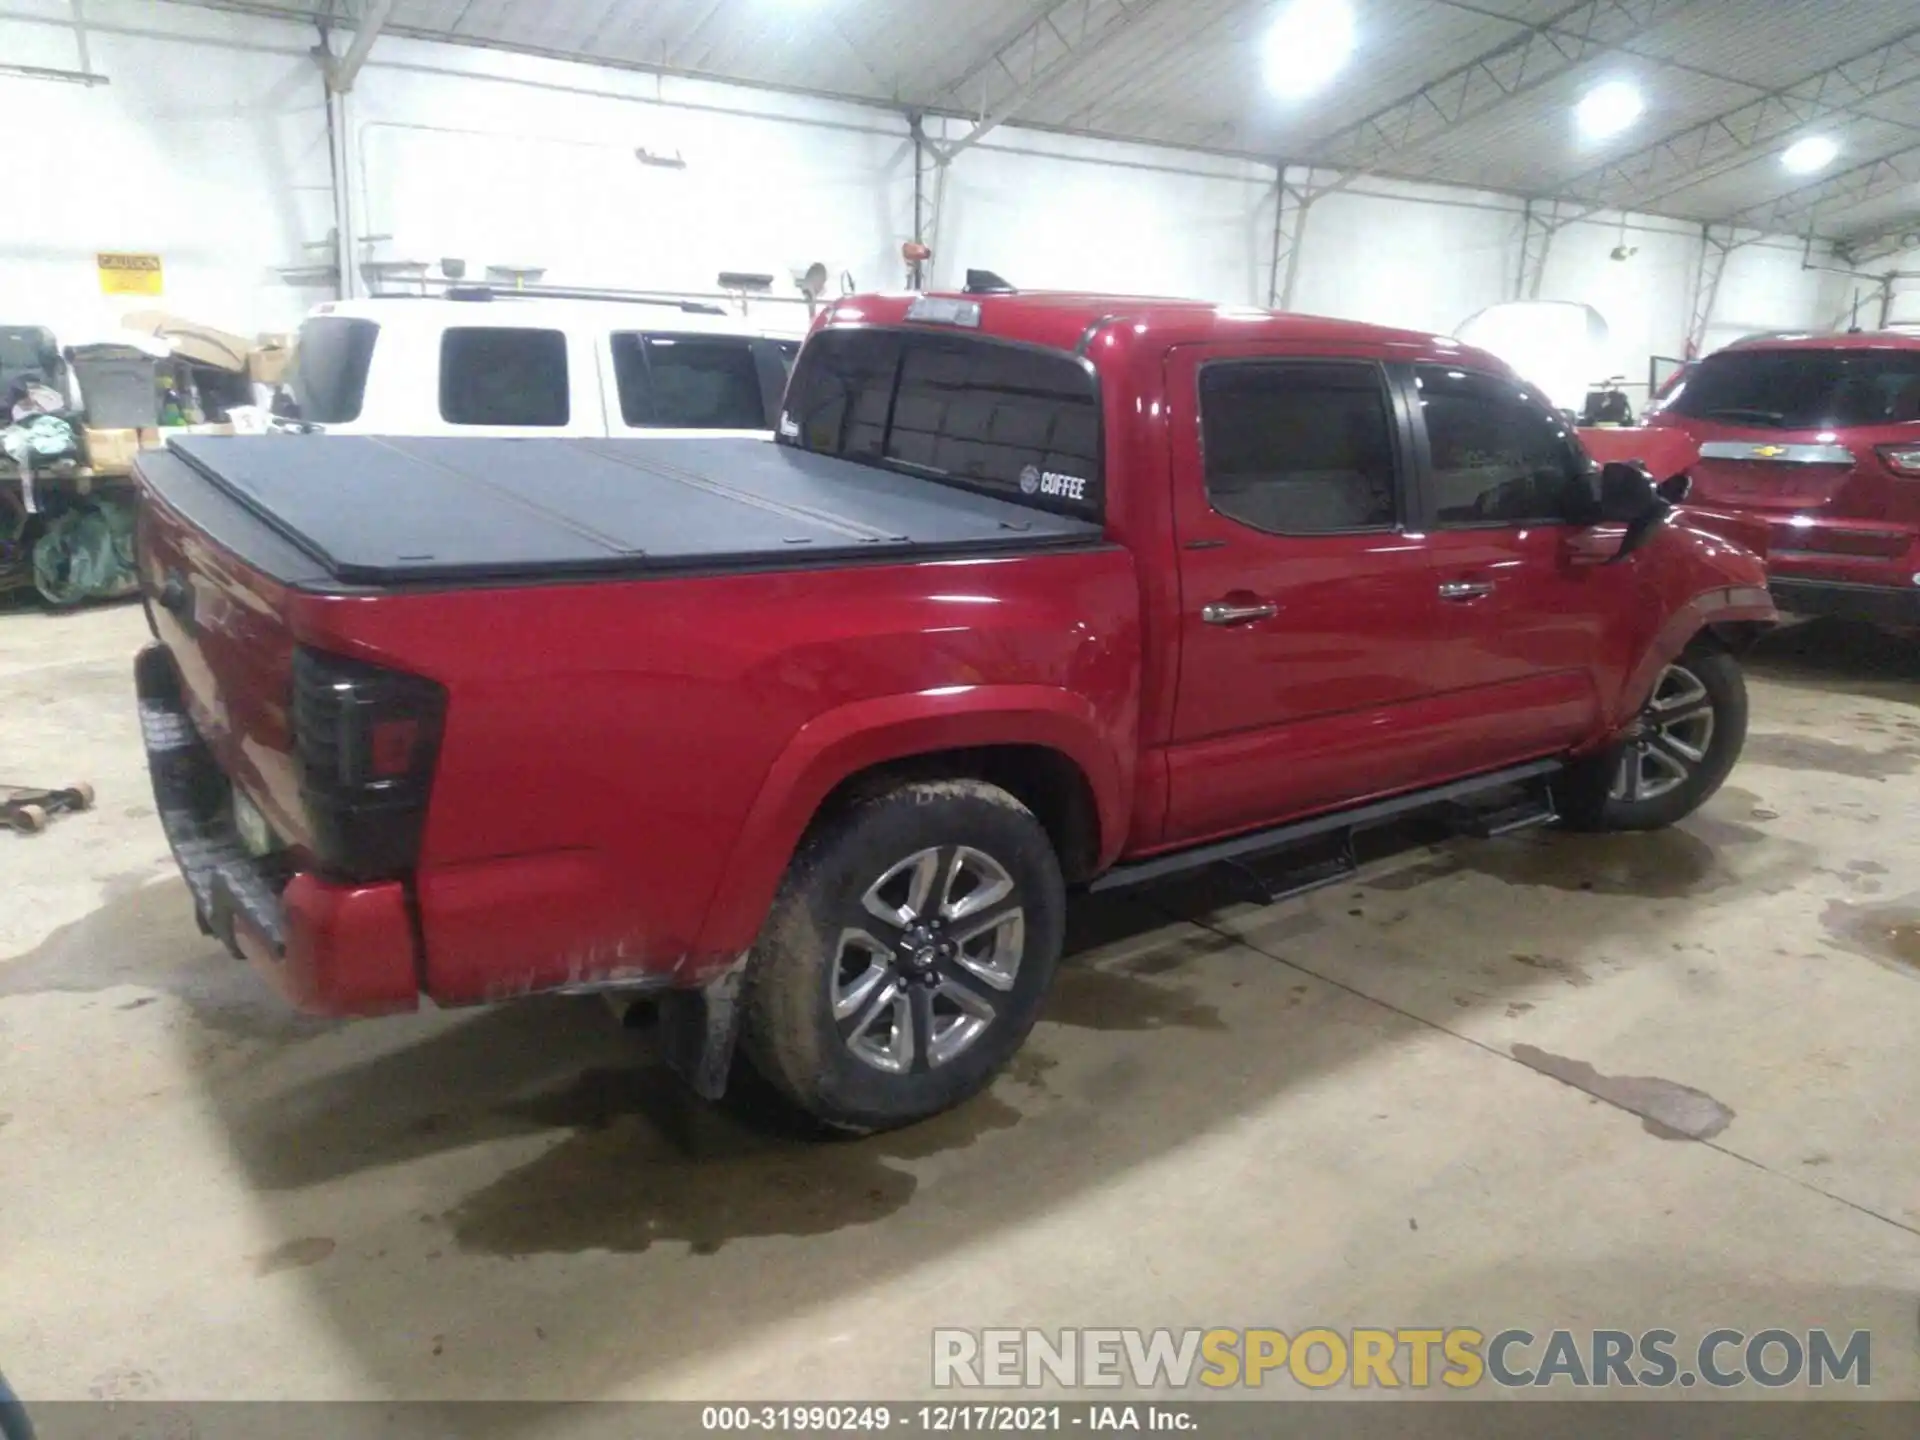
[1637,332,1920,628]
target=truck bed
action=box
[151,434,1104,587]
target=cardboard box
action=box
[82,426,142,476]
[119,310,250,372]
[250,334,292,387]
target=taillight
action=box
[1877,445,1920,477]
[292,646,446,879]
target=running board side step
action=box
[1089,759,1562,897]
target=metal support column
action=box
[1514,199,1559,300]
[909,113,938,291]
[71,0,92,76]
[1685,224,1736,357]
[1267,164,1314,311]
[326,85,356,299]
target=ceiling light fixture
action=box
[1263,0,1356,100]
[1781,136,1839,175]
[1574,80,1643,141]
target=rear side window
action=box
[290,317,378,425]
[781,328,1102,520]
[1417,367,1594,525]
[1668,349,1920,428]
[439,327,568,427]
[610,334,779,430]
[1199,362,1398,534]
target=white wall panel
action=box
[1292,184,1517,337]
[1711,242,1856,354]
[349,35,914,310]
[1877,248,1920,328]
[0,1,333,344]
[924,121,1274,304]
[1537,215,1698,382]
[0,4,1857,389]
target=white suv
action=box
[278,294,806,438]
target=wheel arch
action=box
[692,686,1128,957]
[1609,584,1774,737]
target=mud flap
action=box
[659,954,750,1101]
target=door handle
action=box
[1202,600,1279,626]
[1437,580,1495,601]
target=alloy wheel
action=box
[1611,662,1717,804]
[830,845,1026,1074]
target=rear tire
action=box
[1556,643,1747,832]
[741,779,1065,1133]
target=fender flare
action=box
[1611,584,1776,736]
[692,685,1130,956]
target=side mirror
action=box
[1592,460,1673,563]
[1658,471,1692,505]
[1599,460,1663,521]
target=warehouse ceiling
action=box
[172,0,1920,259]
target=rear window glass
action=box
[1669,349,1920,429]
[439,327,568,427]
[611,333,779,430]
[780,328,1102,521]
[290,317,378,425]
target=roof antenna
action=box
[964,268,1016,295]
[1848,288,1864,333]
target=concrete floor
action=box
[4,601,1919,1405]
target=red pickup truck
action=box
[132,290,1775,1131]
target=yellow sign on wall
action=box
[97,252,164,296]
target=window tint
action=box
[1417,367,1594,525]
[784,328,901,461]
[439,327,568,427]
[611,333,770,429]
[290,317,378,424]
[781,329,1103,520]
[1667,348,1920,428]
[1198,362,1398,534]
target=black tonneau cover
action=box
[158,435,1103,586]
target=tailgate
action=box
[1692,440,1857,511]
[1692,437,1916,562]
[135,452,314,856]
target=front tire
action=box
[741,779,1066,1133]
[1557,644,1748,832]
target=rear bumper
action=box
[135,642,420,1016]
[1769,578,1920,628]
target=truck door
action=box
[1412,365,1618,759]
[1162,348,1455,845]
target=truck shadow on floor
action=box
[126,797,1807,1399]
[173,893,1239,1201]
